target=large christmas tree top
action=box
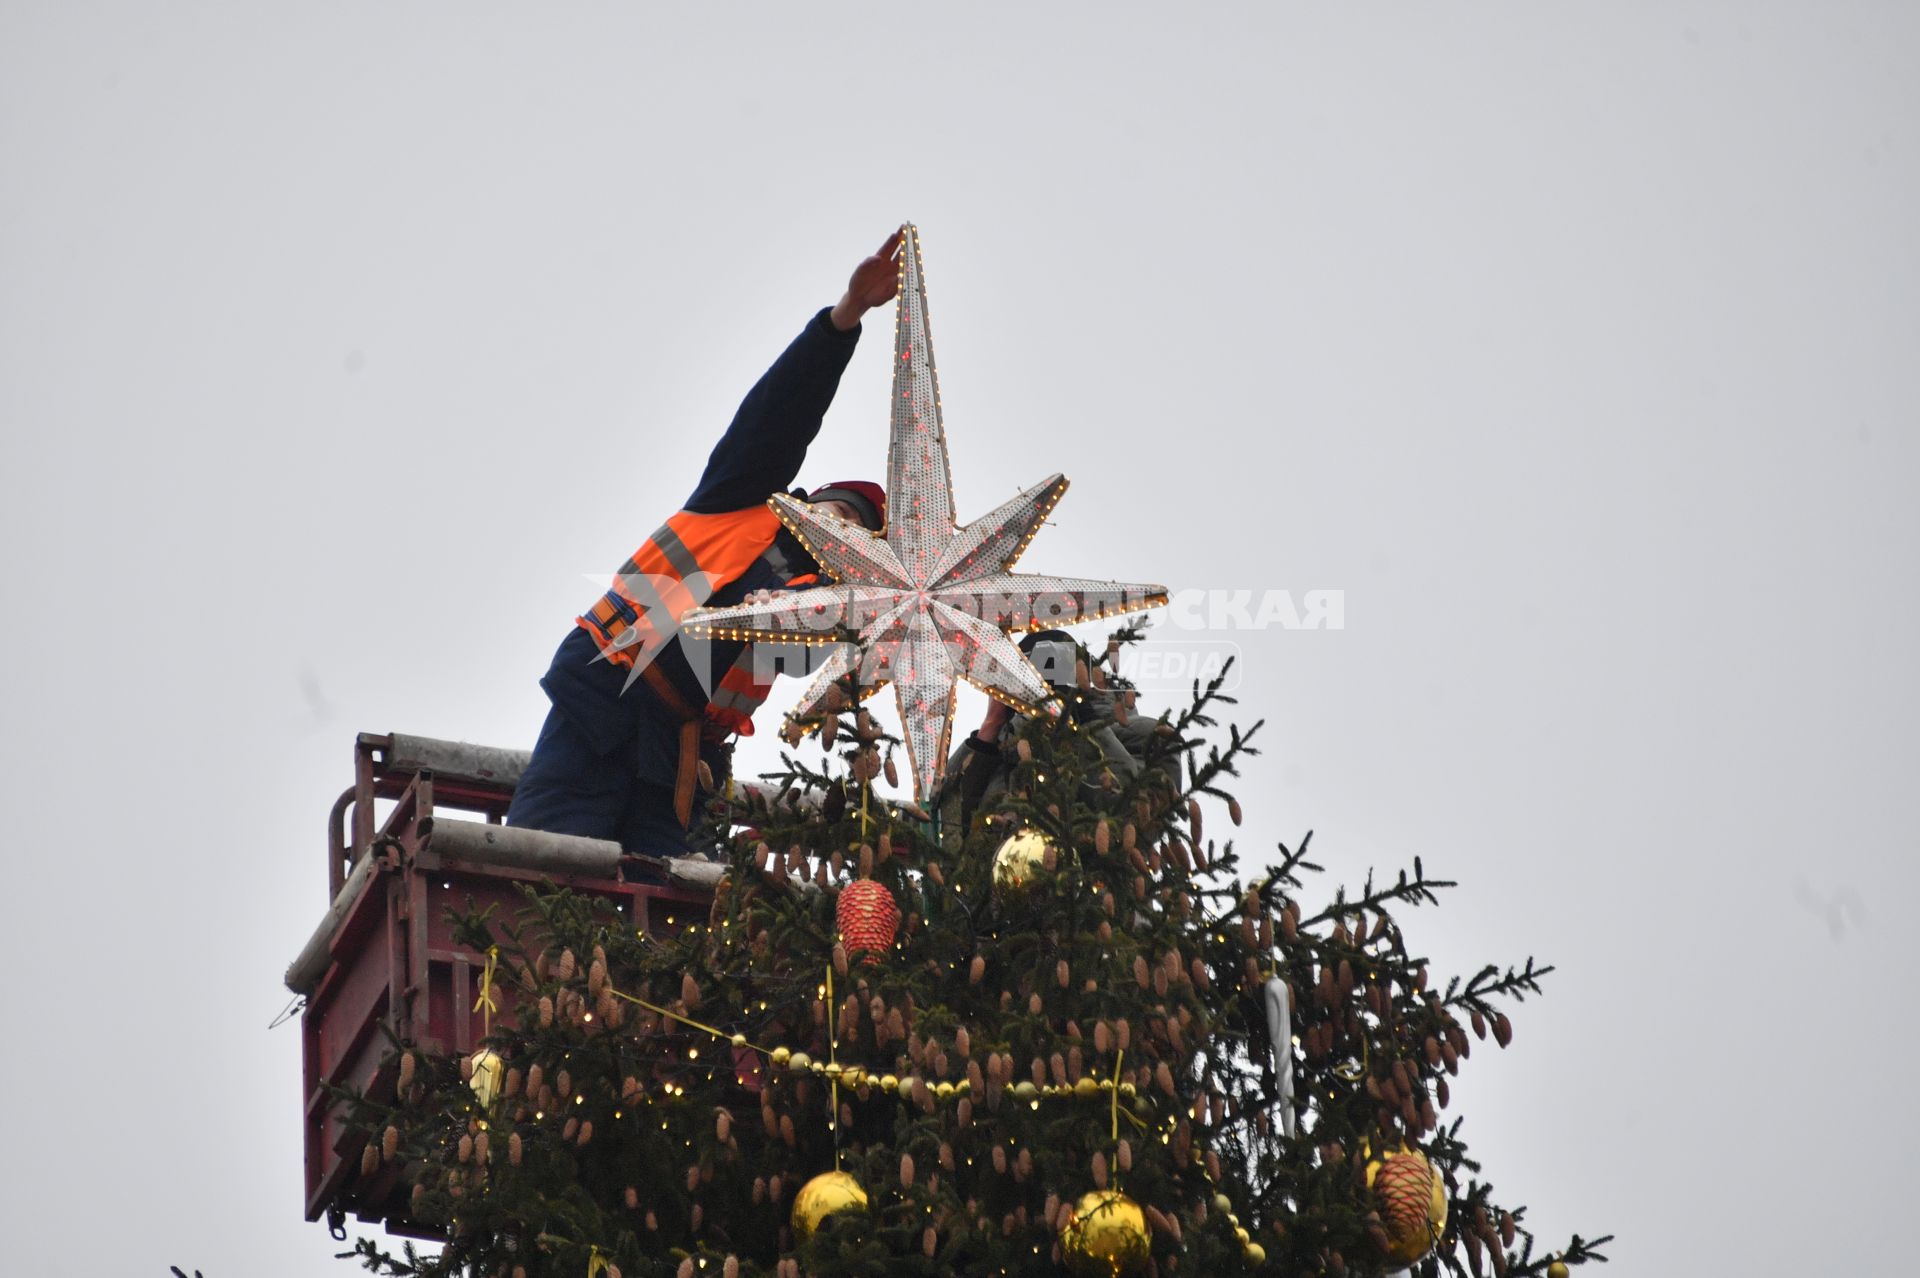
[333,230,1608,1278]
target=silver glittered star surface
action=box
[680,224,1167,798]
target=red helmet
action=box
[807,480,886,531]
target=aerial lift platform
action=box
[285,732,728,1234]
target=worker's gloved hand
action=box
[830,229,905,331]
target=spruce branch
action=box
[1302,861,1455,928]
[1263,832,1324,894]
[1442,959,1557,1014]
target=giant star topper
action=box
[680,225,1168,798]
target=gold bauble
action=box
[1244,1242,1267,1266]
[880,1073,900,1093]
[771,1046,792,1068]
[467,1049,504,1109]
[1073,1076,1101,1100]
[1364,1146,1448,1265]
[992,829,1056,897]
[934,1080,956,1100]
[1059,1190,1151,1278]
[1547,1265,1569,1278]
[790,1169,868,1242]
[788,1052,813,1074]
[1011,1081,1039,1103]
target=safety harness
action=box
[577,506,818,827]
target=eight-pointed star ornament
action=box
[680,224,1168,799]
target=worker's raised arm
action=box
[830,229,905,333]
[684,231,904,514]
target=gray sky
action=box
[3,2,1915,1273]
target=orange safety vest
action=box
[576,506,812,824]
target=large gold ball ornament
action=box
[1547,1264,1569,1278]
[467,1048,504,1109]
[1364,1146,1447,1265]
[1059,1190,1151,1278]
[790,1169,868,1242]
[992,829,1056,898]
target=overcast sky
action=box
[3,2,1915,1273]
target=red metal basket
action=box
[289,733,713,1234]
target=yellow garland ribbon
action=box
[600,975,1159,1142]
[604,985,775,1060]
[532,1233,609,1276]
[605,976,1144,1121]
[826,962,841,1172]
[473,945,500,1033]
[1330,1033,1370,1083]
[604,970,845,1169]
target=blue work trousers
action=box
[505,701,695,857]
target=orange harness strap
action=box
[638,663,704,829]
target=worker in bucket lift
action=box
[506,231,902,856]
[937,631,1183,833]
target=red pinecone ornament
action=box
[837,880,899,964]
[1371,1148,1446,1264]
